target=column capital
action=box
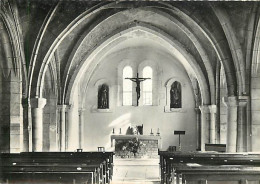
[223,96,238,107]
[238,96,249,107]
[208,105,217,114]
[57,104,72,111]
[30,98,46,109]
[199,105,209,113]
[57,104,67,111]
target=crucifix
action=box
[125,73,151,106]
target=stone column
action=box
[195,108,201,150]
[30,98,46,152]
[237,96,248,152]
[78,108,85,149]
[209,105,217,144]
[199,105,210,152]
[22,98,29,152]
[223,96,238,153]
[57,105,67,152]
[67,104,79,151]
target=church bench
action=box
[159,151,260,184]
[0,152,114,184]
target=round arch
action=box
[31,2,238,107]
[251,16,260,152]
[66,24,211,107]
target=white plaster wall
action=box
[81,46,197,152]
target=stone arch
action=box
[155,2,237,96]
[140,6,216,104]
[66,24,211,109]
[210,4,246,95]
[250,16,260,152]
[0,4,28,152]
[31,3,216,105]
[29,2,110,99]
[0,6,28,97]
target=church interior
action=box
[0,1,260,183]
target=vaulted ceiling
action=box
[1,1,259,105]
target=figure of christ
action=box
[125,73,151,106]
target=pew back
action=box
[0,152,114,184]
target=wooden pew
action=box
[0,152,114,184]
[159,151,260,184]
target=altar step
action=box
[112,158,160,184]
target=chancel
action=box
[0,1,260,184]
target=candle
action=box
[157,128,160,136]
[119,128,121,134]
[112,128,115,134]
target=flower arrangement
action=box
[119,137,146,157]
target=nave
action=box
[1,151,260,184]
[1,1,260,184]
[112,158,160,184]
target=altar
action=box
[111,135,161,159]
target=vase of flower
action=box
[125,137,145,158]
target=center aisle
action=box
[111,158,160,184]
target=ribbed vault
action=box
[29,2,241,107]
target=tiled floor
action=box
[112,158,160,184]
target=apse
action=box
[71,27,201,152]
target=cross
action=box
[125,73,151,106]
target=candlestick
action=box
[157,128,160,136]
[150,128,154,135]
[112,128,115,134]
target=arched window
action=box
[123,66,133,105]
[143,66,152,105]
[98,84,109,109]
[170,81,182,108]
